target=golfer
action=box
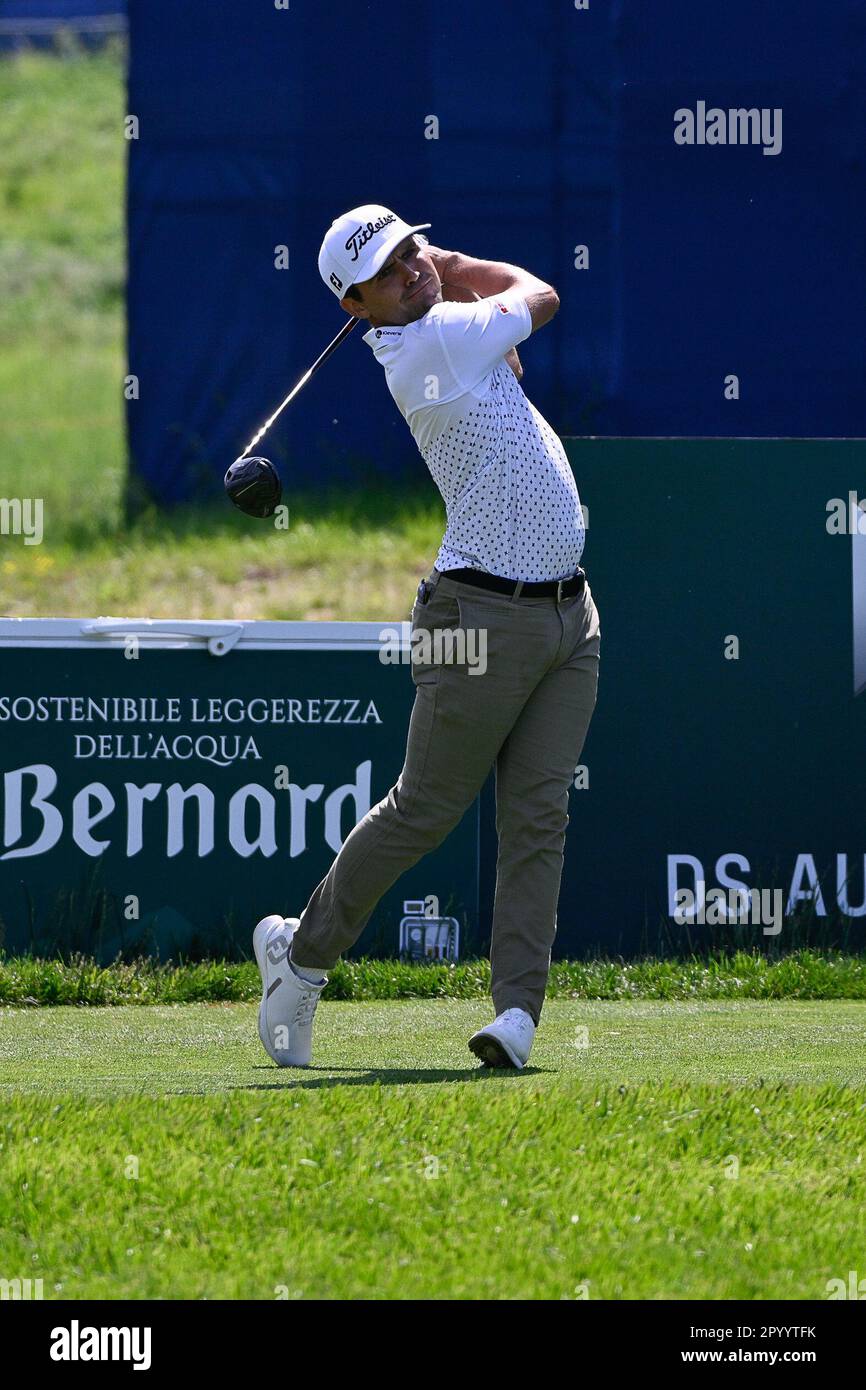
[254,204,600,1070]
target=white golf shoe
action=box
[468,1007,536,1070]
[253,915,328,1068]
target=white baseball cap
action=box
[318,204,431,299]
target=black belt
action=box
[437,566,586,601]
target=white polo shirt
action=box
[362,286,585,582]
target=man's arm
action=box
[438,280,524,381]
[427,247,560,332]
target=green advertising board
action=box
[0,620,479,960]
[506,437,865,954]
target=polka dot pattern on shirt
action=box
[423,364,586,582]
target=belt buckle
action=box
[555,579,565,603]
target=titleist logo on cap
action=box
[345,214,397,263]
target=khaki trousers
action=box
[290,566,601,1025]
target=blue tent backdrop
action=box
[124,0,865,505]
[0,0,125,48]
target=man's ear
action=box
[340,296,370,321]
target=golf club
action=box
[238,315,358,460]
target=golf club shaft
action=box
[239,316,358,458]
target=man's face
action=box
[340,234,443,327]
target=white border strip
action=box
[0,618,406,654]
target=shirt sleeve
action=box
[429,286,532,389]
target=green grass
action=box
[0,44,125,553]
[0,42,124,346]
[0,47,446,620]
[1,999,865,1298]
[0,474,446,621]
[3,949,866,1006]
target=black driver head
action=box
[224,455,282,518]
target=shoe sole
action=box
[468,1032,523,1069]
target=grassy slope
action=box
[1,999,865,1299]
[0,47,444,620]
[0,47,124,540]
